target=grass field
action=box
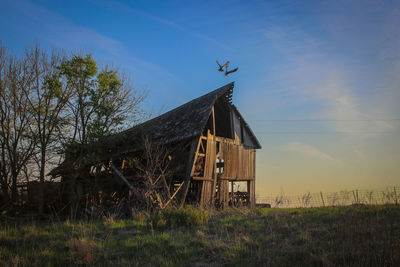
[1,205,399,266]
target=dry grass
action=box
[258,187,400,208]
[67,237,102,265]
[0,205,399,266]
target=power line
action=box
[249,119,400,122]
[256,131,399,134]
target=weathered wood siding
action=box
[218,179,229,208]
[200,133,216,207]
[215,137,255,181]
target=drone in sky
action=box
[216,60,238,76]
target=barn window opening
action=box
[214,99,233,139]
[216,157,224,174]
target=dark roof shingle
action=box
[102,82,235,155]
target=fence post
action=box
[320,192,325,207]
[356,189,359,204]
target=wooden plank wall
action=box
[200,133,216,207]
[218,179,229,208]
[216,137,255,181]
[194,135,256,208]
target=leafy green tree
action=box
[0,44,147,215]
[60,54,146,148]
[59,55,97,145]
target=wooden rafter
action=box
[190,136,204,177]
[211,106,216,136]
[200,139,205,152]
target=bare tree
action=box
[23,45,72,214]
[0,44,148,216]
[0,44,37,207]
[130,137,185,211]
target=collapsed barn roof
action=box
[100,82,261,157]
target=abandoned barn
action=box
[51,82,261,211]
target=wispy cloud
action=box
[284,142,337,161]
[120,51,181,81]
[305,72,398,135]
[99,0,231,50]
[264,25,320,55]
[261,1,400,137]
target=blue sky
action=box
[1,0,400,195]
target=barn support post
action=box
[210,108,218,207]
[200,130,217,208]
[248,180,255,208]
[231,181,234,205]
[211,106,216,136]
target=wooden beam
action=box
[180,139,198,207]
[109,163,142,200]
[211,106,216,136]
[211,144,217,206]
[199,130,217,208]
[163,181,184,209]
[200,139,205,152]
[192,176,214,181]
[230,108,235,139]
[231,181,234,204]
[190,137,203,177]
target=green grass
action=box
[1,205,400,266]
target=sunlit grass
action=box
[0,205,399,266]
